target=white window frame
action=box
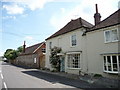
[42,48,46,53]
[104,29,119,43]
[34,58,37,63]
[103,55,120,74]
[67,52,81,69]
[49,42,52,49]
[70,34,77,47]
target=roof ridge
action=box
[26,42,43,49]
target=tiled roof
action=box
[46,17,93,40]
[90,9,120,31]
[22,42,44,55]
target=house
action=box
[45,16,93,73]
[86,7,120,78]
[45,4,119,79]
[17,41,46,69]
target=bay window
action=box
[103,55,120,73]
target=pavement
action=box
[37,69,119,88]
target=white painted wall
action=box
[45,28,88,74]
[45,24,119,78]
[86,25,119,78]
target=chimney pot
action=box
[95,4,98,13]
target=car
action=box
[3,59,8,62]
[3,58,8,62]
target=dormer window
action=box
[104,29,118,43]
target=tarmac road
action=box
[1,61,108,90]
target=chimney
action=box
[23,41,26,53]
[94,4,101,25]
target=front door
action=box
[60,56,65,72]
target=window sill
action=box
[67,68,81,70]
[70,45,77,48]
[103,71,118,74]
[104,40,119,44]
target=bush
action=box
[94,74,102,77]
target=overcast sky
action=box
[0,0,119,56]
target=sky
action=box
[0,0,120,56]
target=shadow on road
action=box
[21,70,106,89]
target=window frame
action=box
[104,29,119,43]
[41,48,46,53]
[34,57,37,63]
[67,52,81,69]
[103,55,120,74]
[70,34,77,47]
[49,42,52,49]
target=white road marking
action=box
[3,82,8,90]
[1,74,3,79]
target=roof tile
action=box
[46,17,93,40]
[21,42,44,55]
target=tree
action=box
[4,49,13,60]
[16,46,23,55]
[4,49,18,60]
[49,46,62,71]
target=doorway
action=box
[60,56,65,72]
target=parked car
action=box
[3,58,8,62]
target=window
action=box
[67,53,80,69]
[104,29,118,43]
[42,48,46,53]
[105,31,111,42]
[71,35,77,46]
[34,58,37,63]
[49,42,52,49]
[103,55,120,73]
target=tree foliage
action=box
[49,46,62,71]
[4,46,23,60]
[16,46,23,55]
[4,49,18,60]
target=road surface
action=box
[0,61,106,89]
[0,61,2,90]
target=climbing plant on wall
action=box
[49,46,62,71]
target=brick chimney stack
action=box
[94,4,101,25]
[23,41,26,53]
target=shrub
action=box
[49,46,62,71]
[94,74,102,77]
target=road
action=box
[0,61,106,89]
[1,62,77,89]
[0,61,2,90]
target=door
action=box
[60,56,65,72]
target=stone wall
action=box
[16,54,39,68]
